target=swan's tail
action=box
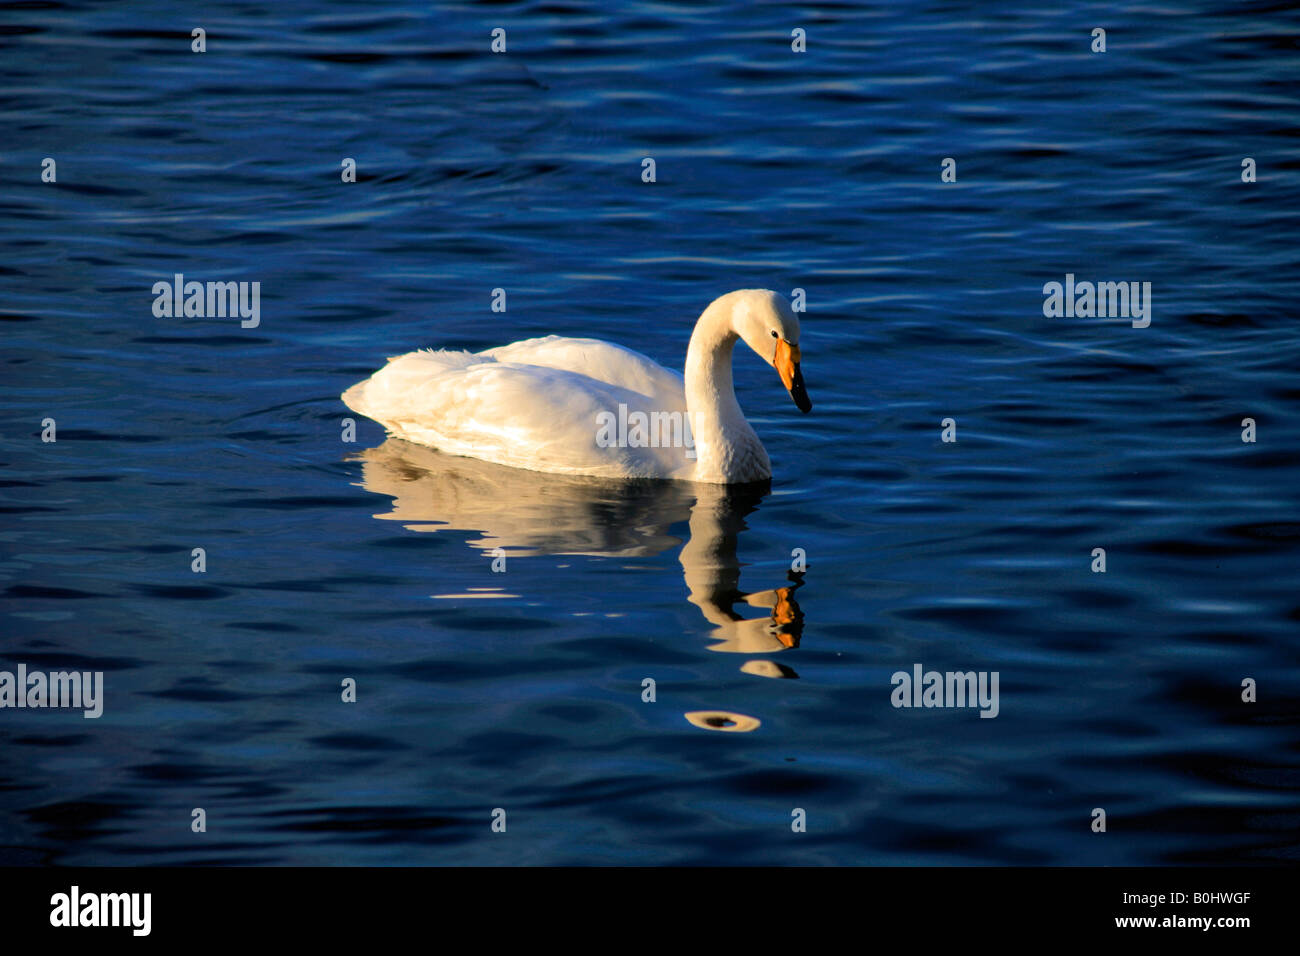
[341,348,482,424]
[341,380,373,418]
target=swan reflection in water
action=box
[351,439,806,689]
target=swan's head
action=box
[729,289,812,414]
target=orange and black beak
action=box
[774,339,812,413]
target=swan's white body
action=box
[342,289,810,484]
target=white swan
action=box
[341,289,811,484]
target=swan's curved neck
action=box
[683,299,766,481]
[685,301,742,426]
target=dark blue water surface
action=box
[2,1,1299,865]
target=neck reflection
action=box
[681,481,804,660]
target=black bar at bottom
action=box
[1,866,1284,942]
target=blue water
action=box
[2,1,1298,865]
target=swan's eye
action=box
[770,330,779,338]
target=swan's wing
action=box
[482,336,685,400]
[343,350,689,478]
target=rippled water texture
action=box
[2,1,1298,864]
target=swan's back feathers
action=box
[482,336,684,398]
